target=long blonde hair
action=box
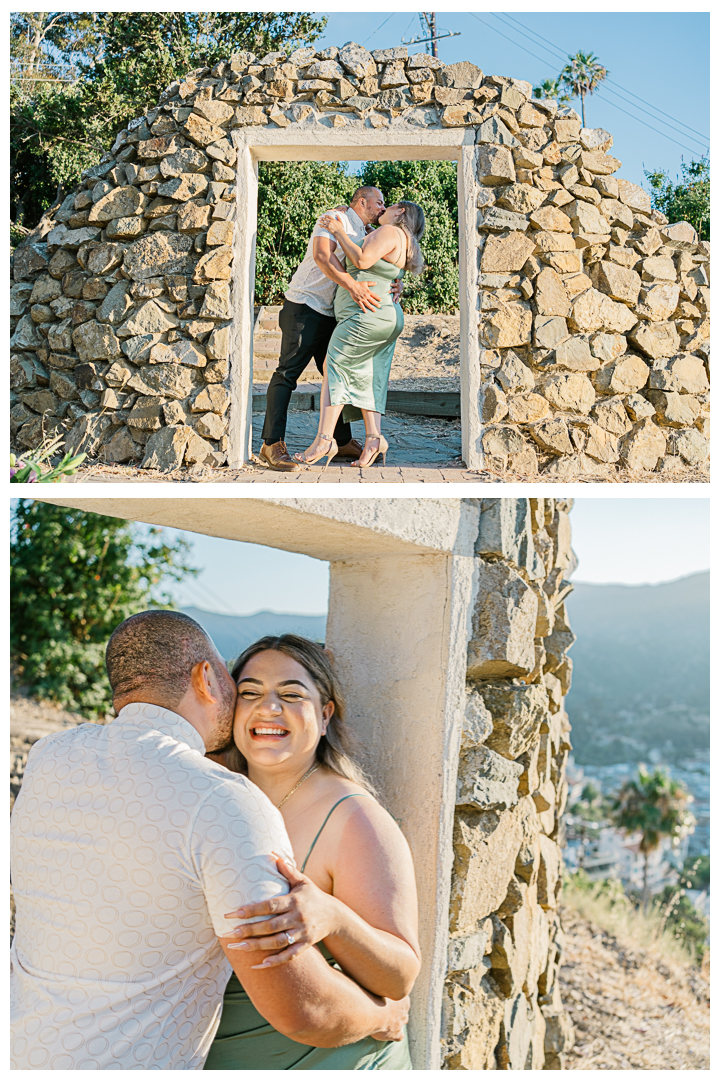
[396,200,426,275]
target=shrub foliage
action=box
[10,501,196,716]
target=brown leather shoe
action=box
[259,440,300,472]
[336,438,364,459]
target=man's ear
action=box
[191,660,219,704]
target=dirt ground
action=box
[559,905,710,1070]
[387,313,461,392]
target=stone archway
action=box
[11,43,710,477]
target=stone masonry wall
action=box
[10,42,710,474]
[443,498,576,1068]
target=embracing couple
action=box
[259,185,426,472]
[11,611,419,1070]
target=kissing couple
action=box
[11,610,420,1069]
[259,185,426,472]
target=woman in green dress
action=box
[204,635,420,1070]
[295,201,426,469]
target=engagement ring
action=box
[285,932,295,946]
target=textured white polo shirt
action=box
[284,206,368,317]
[10,702,293,1070]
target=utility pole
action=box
[421,12,438,57]
[402,14,459,56]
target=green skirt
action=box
[204,972,413,1070]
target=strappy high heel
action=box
[294,433,338,471]
[351,435,389,467]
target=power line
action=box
[499,11,709,144]
[469,12,705,157]
[593,92,704,157]
[599,83,708,150]
[363,13,397,48]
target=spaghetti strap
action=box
[300,793,372,873]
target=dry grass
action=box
[560,894,709,1070]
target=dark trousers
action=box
[261,300,353,446]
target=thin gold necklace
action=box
[276,763,320,810]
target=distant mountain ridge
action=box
[183,571,709,767]
[181,607,327,664]
[564,571,709,765]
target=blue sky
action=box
[313,11,709,189]
[164,498,710,615]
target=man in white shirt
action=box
[260,185,397,472]
[10,610,408,1069]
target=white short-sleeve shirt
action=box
[10,703,293,1070]
[284,206,368,317]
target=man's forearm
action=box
[223,940,404,1047]
[314,250,355,294]
[285,956,399,1047]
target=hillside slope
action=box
[564,572,709,764]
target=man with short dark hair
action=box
[259,186,400,471]
[11,611,408,1069]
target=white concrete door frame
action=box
[230,127,483,469]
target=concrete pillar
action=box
[459,145,482,471]
[326,550,477,1068]
[227,143,258,468]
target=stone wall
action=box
[10,42,710,474]
[443,498,576,1068]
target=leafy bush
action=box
[11,12,326,227]
[254,159,460,313]
[645,158,710,241]
[654,885,709,963]
[255,161,357,306]
[358,159,459,313]
[10,501,197,716]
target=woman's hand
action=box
[318,212,345,237]
[223,855,341,969]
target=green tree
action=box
[645,158,710,242]
[532,77,571,106]
[612,765,696,914]
[680,854,710,891]
[558,51,608,128]
[255,161,357,305]
[359,159,459,312]
[11,11,327,228]
[10,501,197,716]
[254,159,460,313]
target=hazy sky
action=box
[165,498,710,615]
[314,10,709,189]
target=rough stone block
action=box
[630,320,681,359]
[123,232,194,281]
[468,563,538,679]
[462,689,494,752]
[477,144,516,186]
[479,682,550,760]
[619,418,667,471]
[476,499,543,578]
[646,390,701,428]
[457,746,523,812]
[141,424,193,471]
[450,799,533,932]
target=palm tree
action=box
[532,77,571,106]
[612,766,696,914]
[559,50,608,127]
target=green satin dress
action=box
[204,795,413,1071]
[326,245,405,422]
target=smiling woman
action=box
[203,634,420,1071]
